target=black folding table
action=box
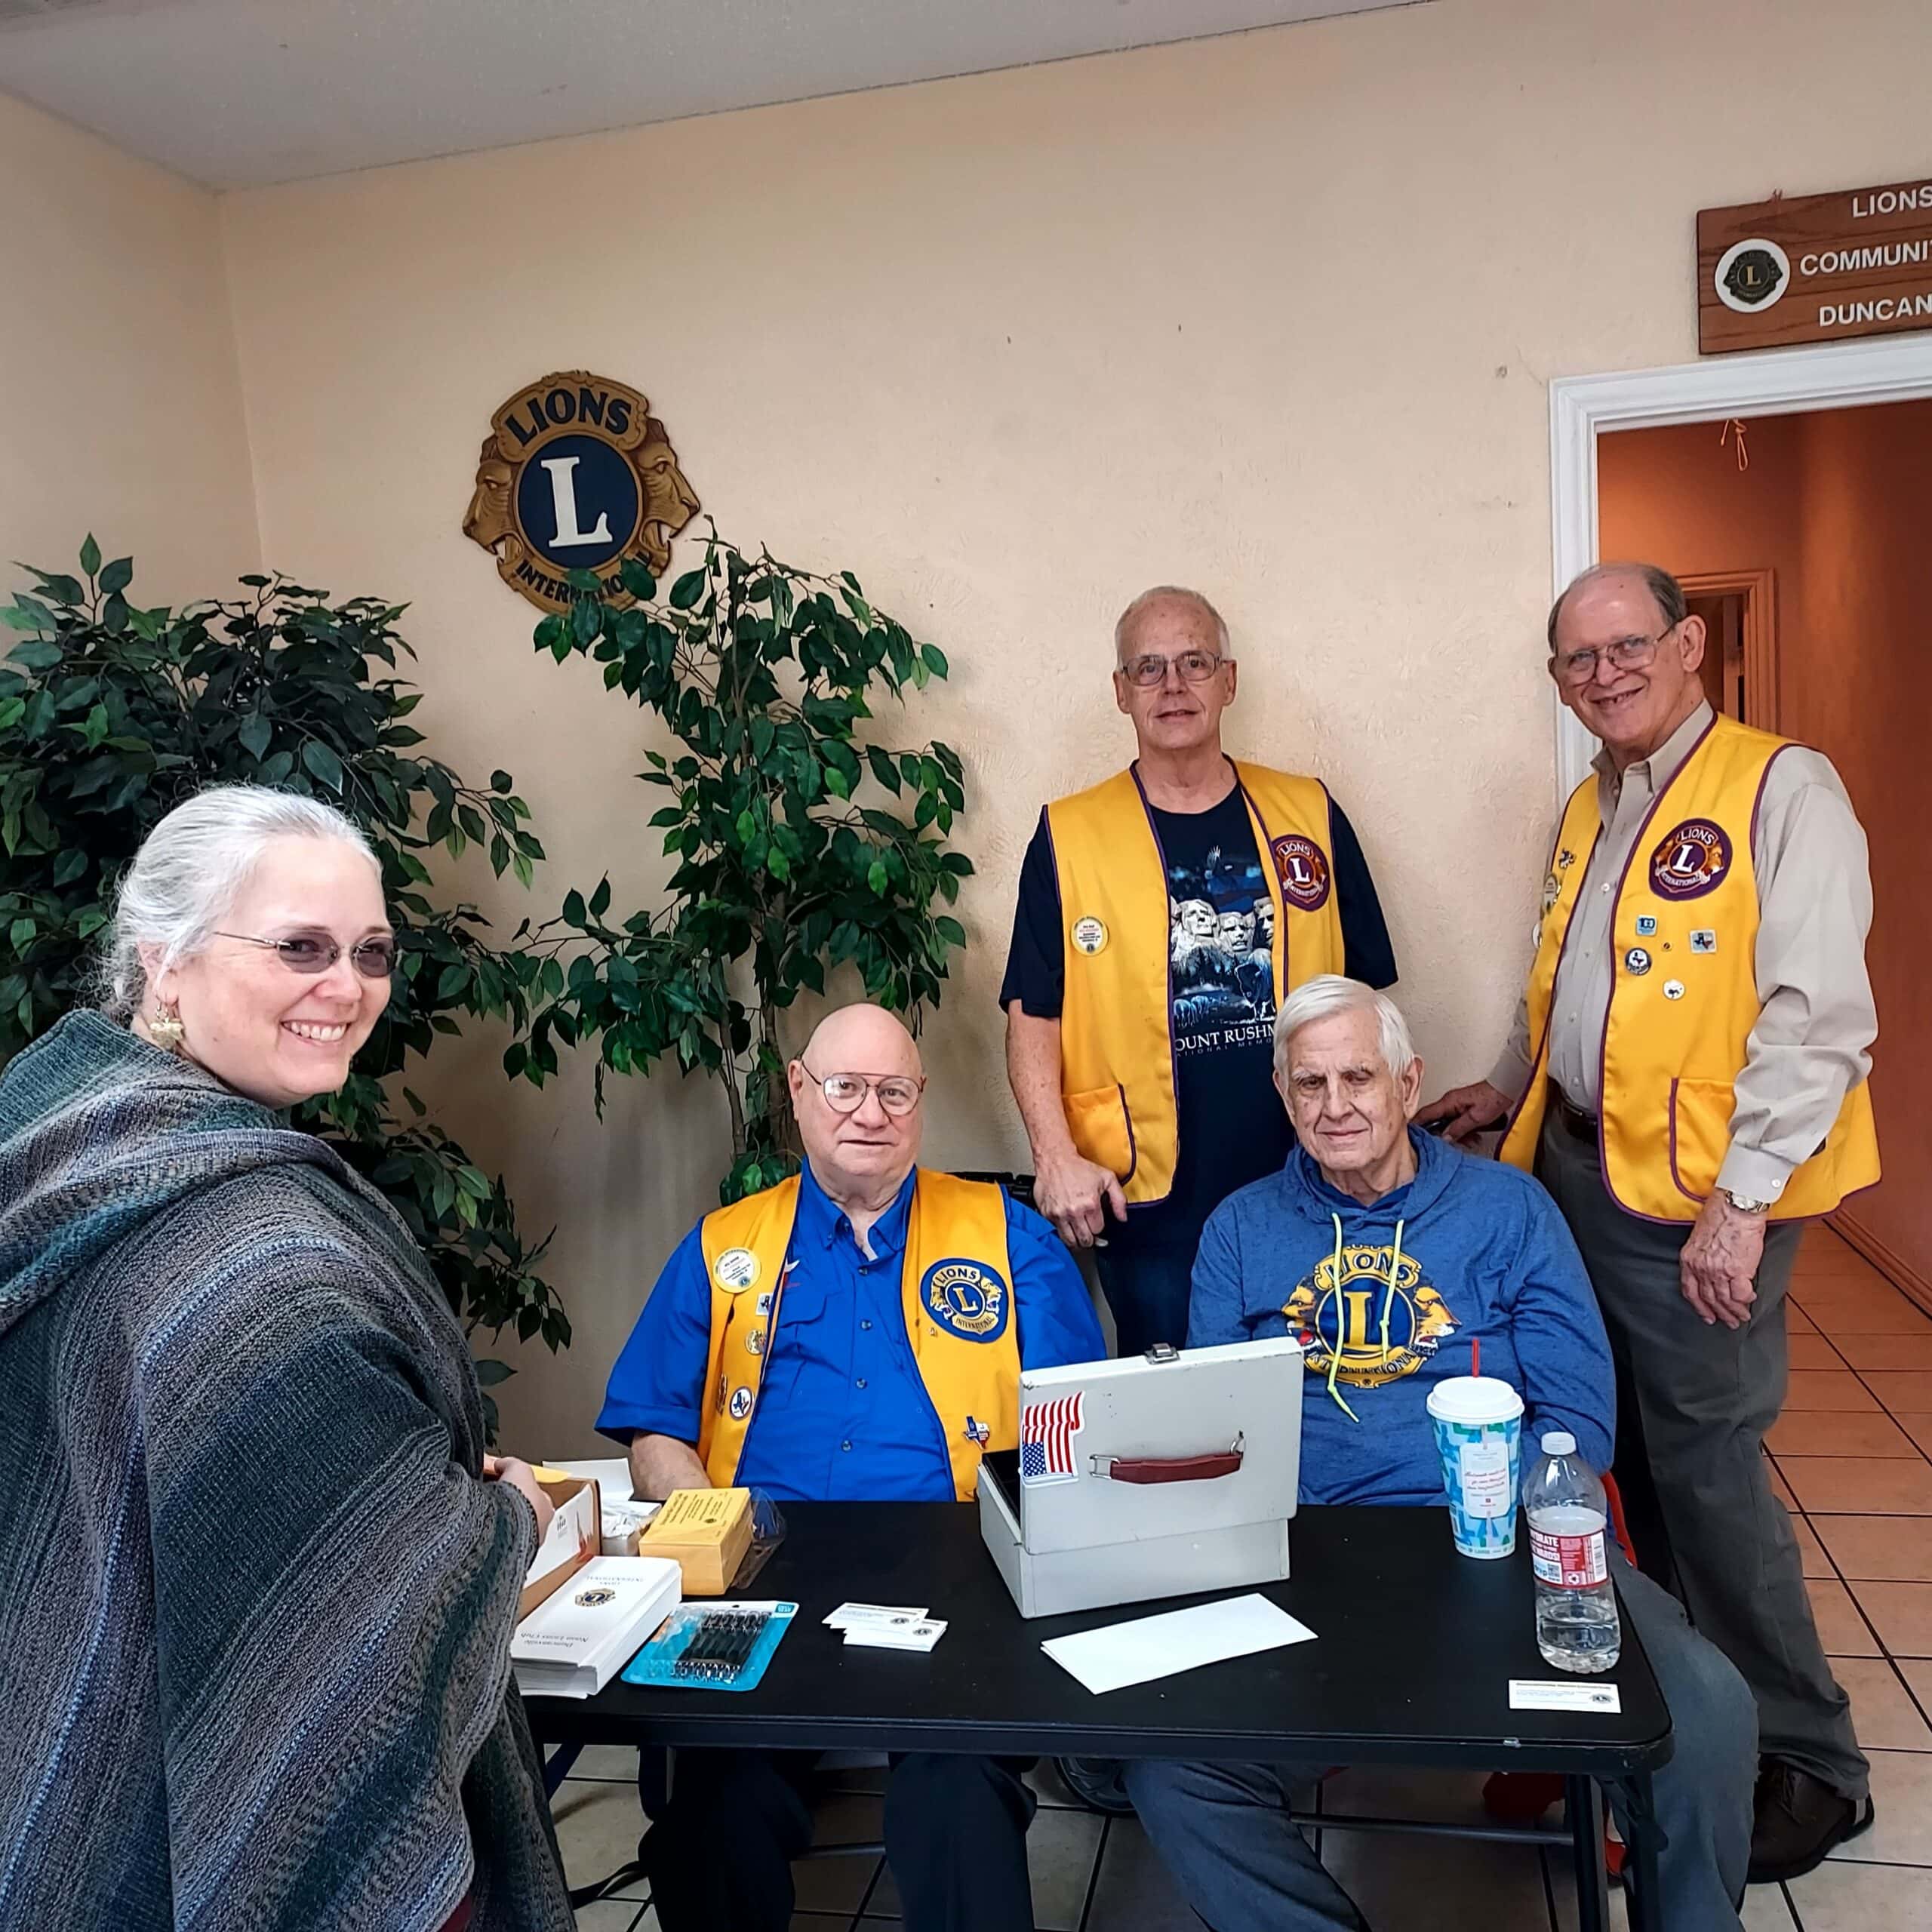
[524,1502,1672,1932]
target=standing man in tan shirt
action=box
[1423,562,1880,1885]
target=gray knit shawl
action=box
[0,1013,574,1932]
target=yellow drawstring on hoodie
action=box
[1322,1211,1407,1424]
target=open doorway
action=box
[1592,397,1932,1311]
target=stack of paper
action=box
[826,1602,948,1652]
[513,1556,682,1698]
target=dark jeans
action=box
[1537,1119,1867,1801]
[640,1747,1038,1932]
[1094,1234,1201,1356]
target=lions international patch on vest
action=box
[921,1258,1011,1343]
[1649,818,1732,900]
[713,1247,759,1292]
[1270,833,1333,911]
[1070,915,1108,955]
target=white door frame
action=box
[1546,333,1932,799]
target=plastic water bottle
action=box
[1523,1431,1620,1674]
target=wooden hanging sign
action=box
[1697,177,1932,355]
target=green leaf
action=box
[866,746,901,795]
[491,769,513,793]
[473,1358,515,1386]
[78,534,101,578]
[866,860,888,896]
[589,876,611,918]
[669,568,706,610]
[300,739,345,792]
[563,889,588,926]
[920,643,949,678]
[99,556,134,596]
[238,712,272,761]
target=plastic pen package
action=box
[620,1599,798,1693]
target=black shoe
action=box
[1054,1755,1135,1816]
[1748,1759,1875,1883]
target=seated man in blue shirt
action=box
[599,1001,1104,1932]
[1123,976,1758,1931]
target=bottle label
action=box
[1531,1525,1607,1588]
[1457,1440,1512,1518]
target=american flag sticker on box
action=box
[1020,1390,1084,1486]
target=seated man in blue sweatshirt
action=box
[1124,975,1758,1931]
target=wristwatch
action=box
[1719,1187,1773,1216]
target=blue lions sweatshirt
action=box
[1188,1127,1615,1506]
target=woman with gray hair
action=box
[0,784,573,1932]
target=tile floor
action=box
[555,1230,1932,1930]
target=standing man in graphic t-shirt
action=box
[1001,585,1398,1358]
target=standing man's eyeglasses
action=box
[1116,651,1235,689]
[217,930,398,978]
[1548,626,1675,688]
[799,1065,926,1116]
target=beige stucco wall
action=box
[0,92,257,601]
[208,0,1932,1454]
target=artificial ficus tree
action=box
[512,528,974,1201]
[0,544,569,1428]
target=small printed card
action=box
[844,1618,947,1653]
[824,1602,928,1629]
[1508,1678,1622,1713]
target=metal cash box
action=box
[977,1337,1303,1619]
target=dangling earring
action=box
[148,1002,186,1054]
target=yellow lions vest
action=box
[1046,762,1345,1205]
[696,1170,1020,1501]
[1500,714,1879,1221]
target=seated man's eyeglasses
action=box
[1117,650,1234,688]
[1549,626,1675,687]
[802,1065,926,1116]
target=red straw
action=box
[1472,1337,1481,1379]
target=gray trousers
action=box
[1125,1554,1757,1930]
[1536,1119,1867,1800]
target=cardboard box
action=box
[518,1474,601,1620]
[639,1486,754,1595]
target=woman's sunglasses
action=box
[217,929,397,979]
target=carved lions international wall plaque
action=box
[463,371,699,613]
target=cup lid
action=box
[1426,1376,1525,1425]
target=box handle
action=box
[1089,1435,1244,1484]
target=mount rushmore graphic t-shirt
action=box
[1140,788,1291,1240]
[1002,779,1396,1247]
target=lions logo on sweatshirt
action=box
[1282,1244,1458,1389]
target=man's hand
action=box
[1680,1193,1766,1330]
[1032,1144,1128,1248]
[1415,1081,1513,1146]
[483,1454,555,1543]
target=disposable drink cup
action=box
[1426,1377,1525,1559]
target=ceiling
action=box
[0,0,1416,190]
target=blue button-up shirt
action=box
[597,1163,1105,1503]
